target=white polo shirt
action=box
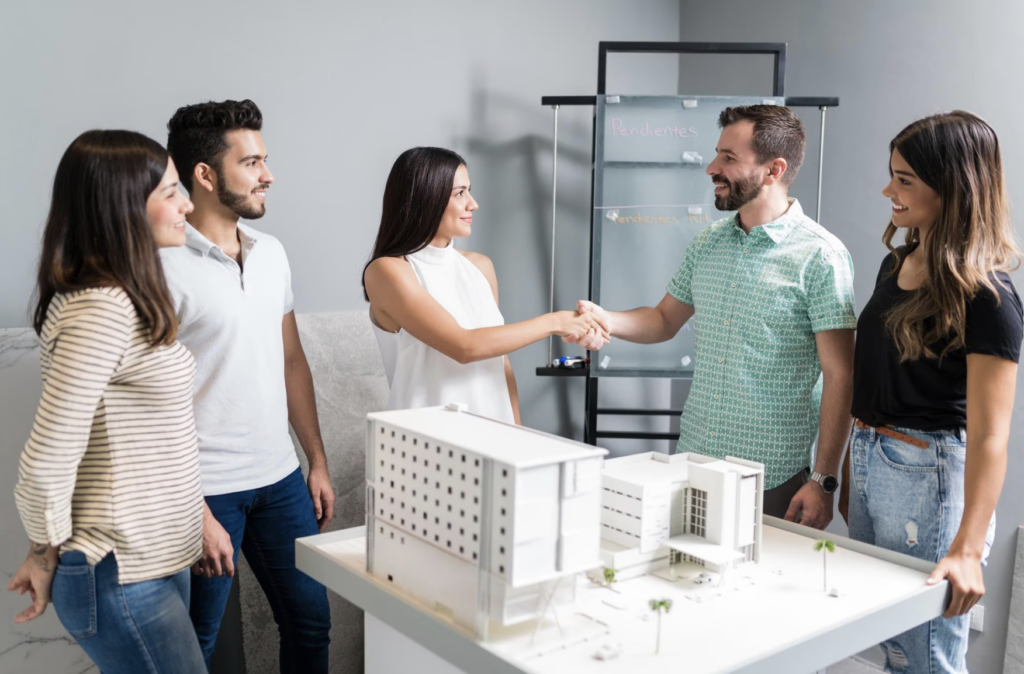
[160,223,299,495]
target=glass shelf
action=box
[590,95,784,377]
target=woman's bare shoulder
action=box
[458,250,495,276]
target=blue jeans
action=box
[190,467,330,673]
[847,424,995,674]
[51,550,204,674]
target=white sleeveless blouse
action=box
[371,242,515,424]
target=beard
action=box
[218,179,268,220]
[712,170,764,212]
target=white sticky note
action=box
[688,206,702,215]
[681,356,692,367]
[682,99,698,108]
[599,355,611,369]
[605,209,619,221]
[606,95,621,104]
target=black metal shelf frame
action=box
[536,42,839,446]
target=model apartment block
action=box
[599,452,765,578]
[365,406,607,637]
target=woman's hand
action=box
[7,542,58,623]
[927,548,985,618]
[564,301,613,351]
[554,310,610,345]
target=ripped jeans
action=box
[847,423,995,674]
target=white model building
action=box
[599,452,764,579]
[365,405,607,638]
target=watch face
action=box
[822,475,839,493]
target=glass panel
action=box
[591,95,783,377]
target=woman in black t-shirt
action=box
[844,111,1023,674]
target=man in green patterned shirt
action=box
[574,105,856,529]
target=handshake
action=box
[557,300,611,351]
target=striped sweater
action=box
[15,287,204,584]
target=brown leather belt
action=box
[855,419,929,449]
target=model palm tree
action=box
[814,539,836,591]
[649,598,673,654]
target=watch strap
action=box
[809,471,837,493]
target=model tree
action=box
[602,567,617,587]
[649,598,673,654]
[814,539,836,592]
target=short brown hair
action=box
[167,99,263,193]
[718,105,805,185]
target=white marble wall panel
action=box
[0,328,97,674]
[238,311,388,674]
[0,312,388,674]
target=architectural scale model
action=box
[365,404,607,638]
[598,452,765,581]
[303,406,943,671]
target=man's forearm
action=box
[285,354,328,469]
[608,307,676,344]
[815,371,853,476]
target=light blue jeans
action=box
[51,550,205,673]
[847,424,995,674]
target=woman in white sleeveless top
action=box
[363,147,608,424]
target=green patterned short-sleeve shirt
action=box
[667,199,856,488]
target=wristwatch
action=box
[809,471,839,494]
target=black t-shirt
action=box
[851,245,1024,431]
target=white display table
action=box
[297,517,947,674]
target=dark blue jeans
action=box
[52,551,204,674]
[190,467,331,673]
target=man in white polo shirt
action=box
[162,99,332,672]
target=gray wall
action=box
[0,0,682,444]
[675,2,1024,672]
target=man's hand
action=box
[193,505,234,578]
[7,542,58,623]
[308,464,335,532]
[565,300,612,351]
[928,549,985,618]
[785,481,833,529]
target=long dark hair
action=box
[33,130,179,346]
[883,111,1021,361]
[361,147,466,300]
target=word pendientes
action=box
[610,117,698,139]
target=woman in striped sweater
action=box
[8,130,211,673]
